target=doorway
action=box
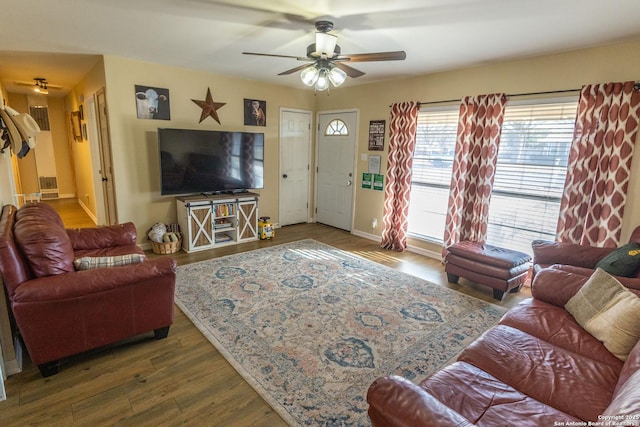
[316,110,358,231]
[279,108,312,226]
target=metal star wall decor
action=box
[191,87,226,124]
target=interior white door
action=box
[279,108,311,226]
[316,111,357,231]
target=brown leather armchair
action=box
[0,203,176,377]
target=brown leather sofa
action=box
[367,266,640,426]
[531,226,640,279]
[0,203,177,377]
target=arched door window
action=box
[324,119,349,136]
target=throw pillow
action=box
[595,242,640,277]
[73,253,146,271]
[565,268,640,361]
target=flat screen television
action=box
[158,128,264,196]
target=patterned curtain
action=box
[380,101,420,251]
[556,81,640,247]
[442,94,507,257]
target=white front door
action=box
[316,111,357,231]
[279,108,312,226]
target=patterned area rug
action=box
[175,239,506,426]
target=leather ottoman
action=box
[445,241,531,301]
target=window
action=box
[407,107,458,240]
[408,98,578,255]
[486,99,577,254]
[325,119,348,135]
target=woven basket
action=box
[151,238,182,255]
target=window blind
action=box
[408,107,458,240]
[486,100,578,254]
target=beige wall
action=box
[65,57,107,220]
[316,38,640,256]
[101,55,316,239]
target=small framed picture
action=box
[71,111,82,142]
[244,99,266,126]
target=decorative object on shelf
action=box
[191,87,226,124]
[368,120,385,151]
[134,85,170,120]
[244,99,266,126]
[243,21,406,92]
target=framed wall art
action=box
[368,120,385,151]
[244,99,266,126]
[71,111,82,142]
[134,85,170,120]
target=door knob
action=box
[283,174,288,179]
[347,180,352,186]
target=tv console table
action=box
[176,192,259,253]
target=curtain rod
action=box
[415,83,640,107]
[417,88,581,106]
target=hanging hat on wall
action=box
[0,107,25,156]
[12,113,40,148]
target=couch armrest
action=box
[531,240,613,269]
[367,375,476,427]
[66,223,138,250]
[12,257,176,303]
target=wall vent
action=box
[38,176,59,199]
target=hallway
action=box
[42,199,95,228]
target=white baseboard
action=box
[351,229,381,243]
[77,199,98,224]
[4,337,22,376]
[406,243,443,261]
[351,229,443,261]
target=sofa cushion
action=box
[499,299,623,368]
[595,242,640,277]
[74,254,146,270]
[420,361,582,426]
[565,268,640,361]
[14,218,75,277]
[458,325,619,421]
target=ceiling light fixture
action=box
[33,77,48,95]
[300,59,347,92]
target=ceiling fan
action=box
[243,21,406,91]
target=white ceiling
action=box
[1,0,640,97]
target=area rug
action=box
[174,239,507,426]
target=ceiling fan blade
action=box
[278,63,315,76]
[337,51,407,62]
[243,52,309,61]
[333,62,365,78]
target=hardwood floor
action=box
[1,203,530,426]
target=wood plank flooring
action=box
[0,201,530,426]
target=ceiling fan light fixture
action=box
[328,66,347,87]
[315,68,330,91]
[315,32,337,57]
[300,66,319,86]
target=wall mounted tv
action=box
[158,128,264,196]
